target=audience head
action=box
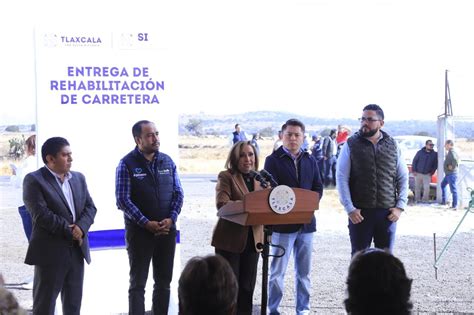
[344,248,413,315]
[179,255,238,315]
[0,274,27,315]
[225,141,259,174]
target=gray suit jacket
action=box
[23,167,97,266]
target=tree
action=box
[9,135,25,160]
[415,131,430,137]
[185,119,203,136]
[5,125,20,132]
[258,126,274,137]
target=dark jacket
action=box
[264,146,323,233]
[311,141,323,161]
[412,148,438,175]
[347,130,399,209]
[322,136,335,159]
[444,149,459,175]
[23,167,97,265]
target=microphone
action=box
[260,169,278,187]
[249,170,268,188]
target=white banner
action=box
[35,27,180,314]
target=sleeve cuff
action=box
[170,211,179,224]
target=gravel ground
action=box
[1,175,473,314]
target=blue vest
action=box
[122,149,175,228]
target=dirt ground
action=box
[1,176,473,314]
[1,133,473,314]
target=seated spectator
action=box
[179,255,238,315]
[344,248,413,315]
[0,274,28,315]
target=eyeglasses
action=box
[427,143,434,147]
[358,117,381,123]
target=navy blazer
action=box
[23,167,97,266]
[264,146,323,233]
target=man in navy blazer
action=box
[265,119,323,315]
[23,137,97,315]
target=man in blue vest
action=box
[336,104,408,256]
[232,123,247,144]
[116,120,184,315]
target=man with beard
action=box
[116,120,184,314]
[412,139,437,203]
[336,104,408,256]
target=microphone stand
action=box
[253,171,283,314]
[259,226,272,315]
[258,226,285,315]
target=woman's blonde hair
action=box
[224,141,259,173]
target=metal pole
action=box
[434,206,472,269]
[433,188,474,278]
[260,227,272,315]
[433,233,438,280]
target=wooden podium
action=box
[217,186,320,315]
[217,187,320,226]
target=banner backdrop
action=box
[35,27,179,314]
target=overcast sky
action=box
[1,0,473,125]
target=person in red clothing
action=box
[336,124,351,146]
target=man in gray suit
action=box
[23,137,97,315]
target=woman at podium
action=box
[211,141,265,315]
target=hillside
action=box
[179,111,474,139]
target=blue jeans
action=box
[348,208,397,256]
[441,173,458,208]
[268,230,313,315]
[324,156,336,186]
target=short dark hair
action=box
[330,129,337,137]
[282,118,305,133]
[132,120,152,139]
[363,104,385,120]
[425,140,433,145]
[445,139,454,146]
[234,123,240,129]
[344,248,413,315]
[41,137,70,164]
[225,141,259,172]
[178,255,238,315]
